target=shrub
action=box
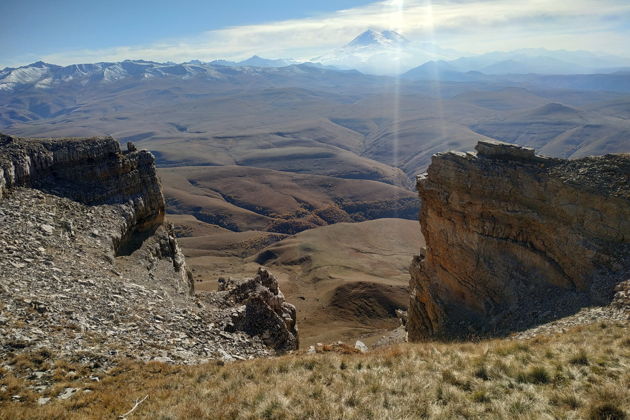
[550,392,582,409]
[472,390,491,403]
[473,365,489,380]
[570,350,589,366]
[588,403,626,420]
[517,366,551,384]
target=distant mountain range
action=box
[3,58,630,96]
[311,30,630,75]
[401,60,630,92]
[209,55,298,68]
[450,48,630,74]
[403,48,630,80]
[2,29,630,91]
[0,59,364,92]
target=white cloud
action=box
[16,0,630,66]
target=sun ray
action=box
[390,0,405,219]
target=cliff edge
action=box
[408,140,630,340]
[0,134,298,365]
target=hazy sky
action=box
[2,0,630,67]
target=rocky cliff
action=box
[0,134,298,366]
[408,140,630,340]
[0,134,164,248]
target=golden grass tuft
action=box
[0,322,628,419]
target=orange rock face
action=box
[408,140,630,340]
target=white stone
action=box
[58,387,78,400]
[354,340,368,353]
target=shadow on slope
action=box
[159,165,418,234]
[248,218,424,346]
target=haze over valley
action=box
[2,27,630,343]
[2,1,630,417]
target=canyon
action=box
[0,134,628,419]
[2,9,630,416]
[4,58,630,344]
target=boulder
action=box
[219,267,299,352]
[354,340,368,353]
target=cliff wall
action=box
[0,133,163,238]
[408,140,630,339]
[0,133,298,364]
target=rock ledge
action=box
[409,141,630,340]
[0,134,298,366]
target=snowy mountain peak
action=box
[346,29,408,48]
[238,56,294,67]
[313,29,450,75]
[0,58,311,92]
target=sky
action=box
[1,0,630,68]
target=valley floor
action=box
[1,321,628,419]
[178,218,423,347]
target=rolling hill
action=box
[2,58,630,344]
[159,165,418,233]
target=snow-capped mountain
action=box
[210,55,297,68]
[313,29,456,75]
[346,29,409,48]
[0,60,208,91]
[0,58,309,91]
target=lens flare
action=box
[424,0,447,140]
[391,0,404,218]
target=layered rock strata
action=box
[217,268,299,353]
[409,140,630,339]
[0,134,165,247]
[0,134,298,365]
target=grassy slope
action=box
[1,322,628,419]
[181,218,422,347]
[159,166,418,233]
[5,80,629,179]
[251,219,423,347]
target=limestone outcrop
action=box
[408,140,630,339]
[218,268,299,352]
[0,134,164,242]
[0,134,298,365]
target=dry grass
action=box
[1,322,628,419]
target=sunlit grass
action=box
[0,321,628,419]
